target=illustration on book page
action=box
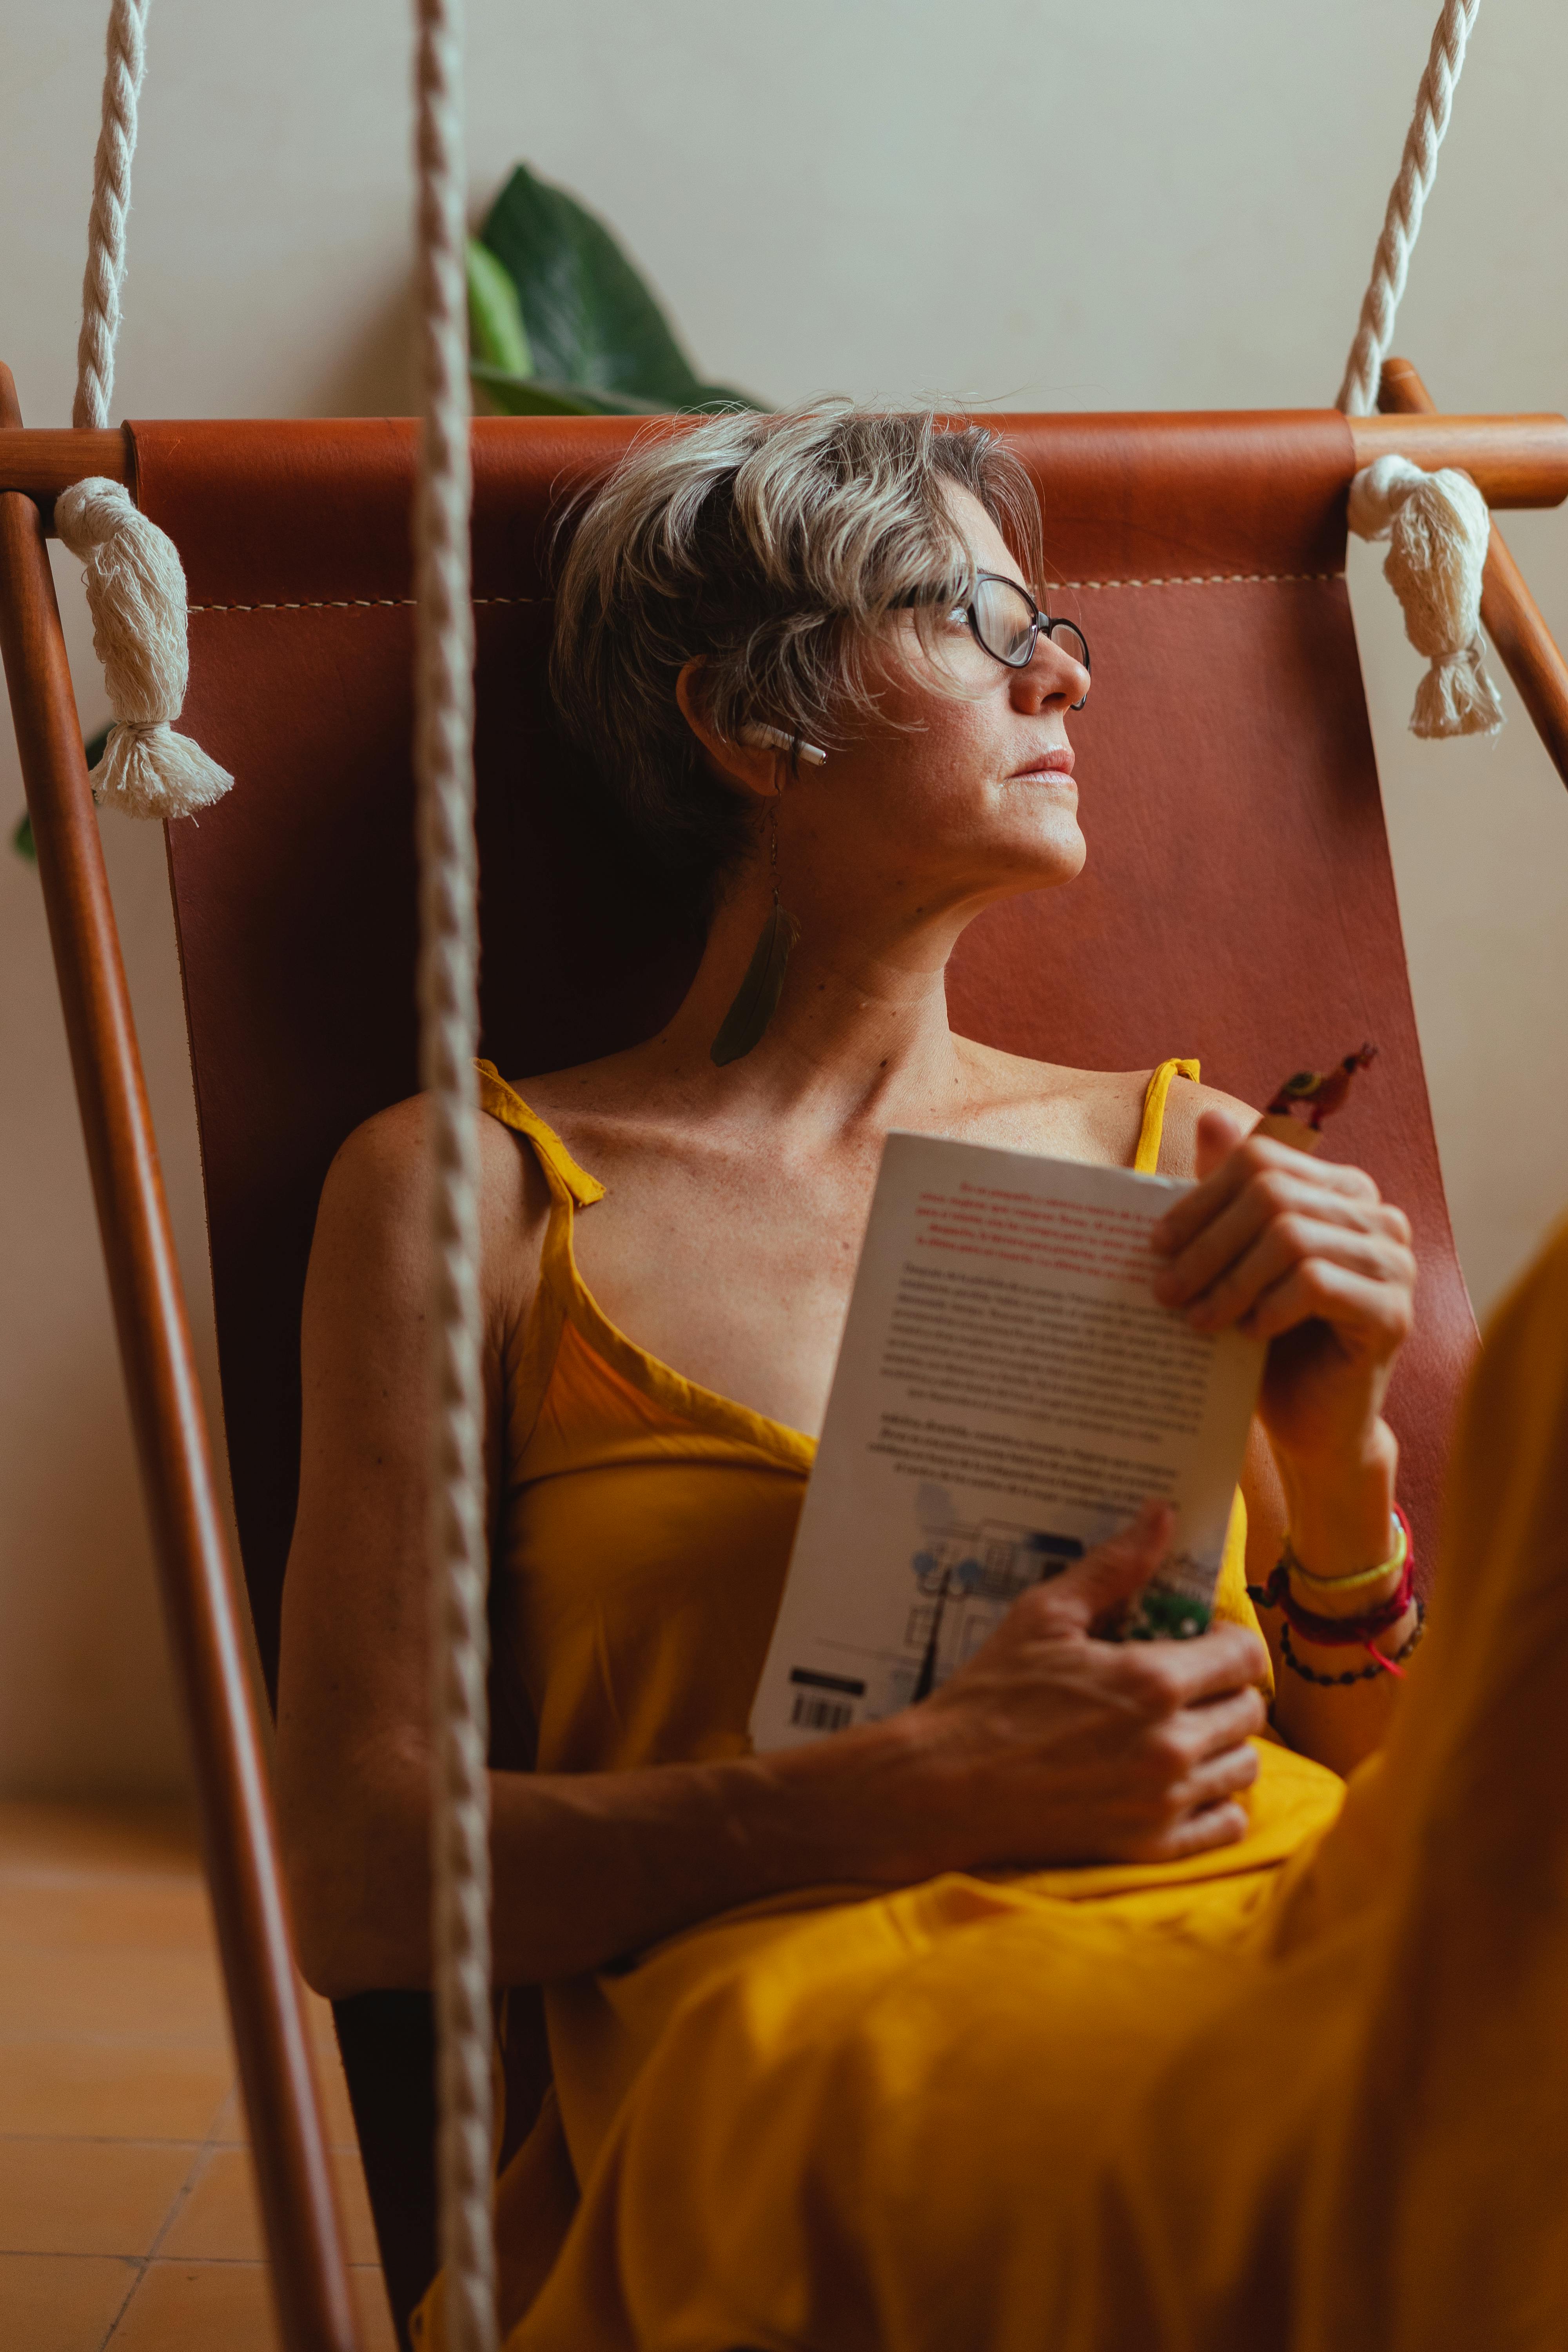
[751,1131,1263,1750]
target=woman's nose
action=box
[1016,634,1089,711]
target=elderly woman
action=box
[274,408,1559,2352]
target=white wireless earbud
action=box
[740,722,828,768]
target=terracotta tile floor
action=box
[0,1798,397,2350]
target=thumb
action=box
[1195,1105,1249,1184]
[1054,1500,1173,1633]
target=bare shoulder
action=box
[483,1049,726,1196]
[1155,1077,1258,1181]
[312,1094,551,1324]
[954,1038,1156,1165]
[495,1044,670,1149]
[955,1040,1259,1176]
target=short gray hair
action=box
[550,403,1042,903]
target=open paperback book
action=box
[751,1131,1265,1751]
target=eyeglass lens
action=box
[970,576,1038,664]
[970,577,1088,686]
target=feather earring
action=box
[710,780,799,1066]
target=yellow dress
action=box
[416,1064,1568,2350]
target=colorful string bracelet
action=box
[1247,1505,1420,1680]
[1278,1602,1426,1685]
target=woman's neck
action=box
[650,862,984,1133]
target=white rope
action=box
[74,0,147,432]
[412,3,495,2348]
[64,0,232,819]
[1337,0,1501,741]
[1336,0,1483,417]
[63,4,492,2326]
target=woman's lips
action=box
[1009,749,1076,782]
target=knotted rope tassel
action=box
[54,478,234,817]
[1337,0,1502,743]
[1348,456,1504,741]
[63,0,232,822]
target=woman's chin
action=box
[1004,815,1087,890]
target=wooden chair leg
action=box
[1380,357,1568,793]
[0,363,361,2352]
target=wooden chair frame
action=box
[2,358,1565,2352]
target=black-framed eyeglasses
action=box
[904,573,1091,709]
[957,574,1091,707]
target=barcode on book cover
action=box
[789,1691,853,1733]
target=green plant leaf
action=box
[474,362,762,421]
[467,239,533,377]
[478,163,766,413]
[470,364,666,419]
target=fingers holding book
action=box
[903,1503,1271,1871]
[1150,1113,1407,1322]
[1147,1108,1416,1474]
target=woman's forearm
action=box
[488,1736,907,1984]
[1260,1416,1417,1771]
[294,1532,1278,1998]
[1274,1416,1399,1583]
[296,1720,918,1998]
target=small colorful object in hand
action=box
[1265,1042,1378,1131]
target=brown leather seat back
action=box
[144,409,1471,1679]
[142,410,1475,2337]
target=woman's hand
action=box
[1148,1110,1415,1475]
[856,1501,1269,1873]
[1145,1108,1414,1585]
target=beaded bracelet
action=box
[1247,1506,1421,1680]
[1249,1557,1413,1645]
[1278,1601,1426,1686]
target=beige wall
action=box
[3,0,1565,1795]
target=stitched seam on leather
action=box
[185,594,541,612]
[187,573,1340,612]
[1057,571,1339,589]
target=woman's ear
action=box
[675,661,779,801]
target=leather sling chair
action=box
[4,363,1568,2352]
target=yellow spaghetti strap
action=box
[475,1060,606,1208]
[481,1056,1197,1196]
[1134,1056,1201,1175]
